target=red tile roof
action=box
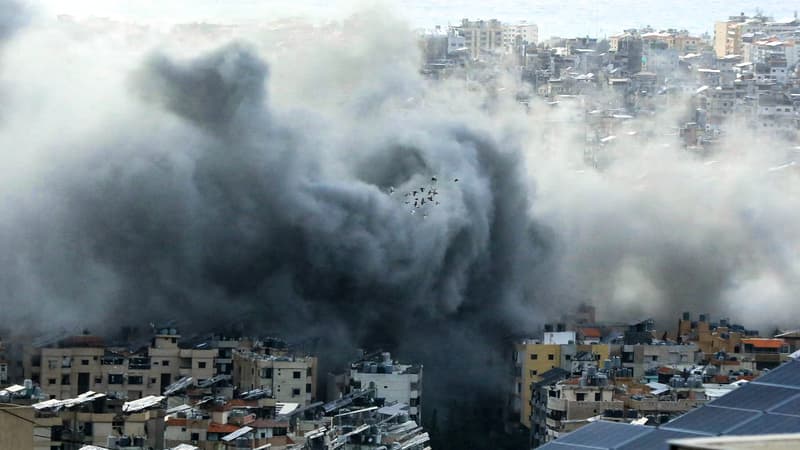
[580,327,602,338]
[208,423,240,434]
[742,338,785,349]
[166,418,187,427]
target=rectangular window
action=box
[548,354,555,360]
[577,393,586,401]
[128,376,143,385]
[191,432,199,441]
[530,370,538,376]
[162,360,170,366]
[61,374,70,385]
[48,378,56,385]
[306,368,312,377]
[292,388,301,397]
[260,368,273,378]
[306,383,312,393]
[108,374,124,385]
[293,371,301,379]
[81,360,89,366]
[595,392,602,401]
[94,376,102,384]
[530,354,538,360]
[198,362,206,369]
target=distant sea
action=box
[38,0,799,39]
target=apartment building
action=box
[456,18,504,60]
[28,328,216,400]
[232,350,317,405]
[348,352,423,422]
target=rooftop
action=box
[538,358,800,449]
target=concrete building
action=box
[348,352,423,422]
[502,21,538,53]
[537,357,800,450]
[29,328,217,400]
[0,404,41,450]
[511,336,612,430]
[542,369,622,442]
[232,351,317,405]
[456,18,504,60]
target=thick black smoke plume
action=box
[3,5,800,449]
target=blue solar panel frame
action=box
[769,395,800,416]
[752,359,800,388]
[661,405,761,435]
[616,428,703,450]
[557,421,652,448]
[536,442,607,450]
[727,413,800,435]
[710,383,800,411]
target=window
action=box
[577,393,586,401]
[548,354,555,360]
[162,360,169,366]
[81,360,89,366]
[293,371,301,379]
[61,375,70,385]
[128,376,143,385]
[150,378,157,384]
[530,354,538,360]
[108,374,124,385]
[94,376,102,384]
[595,392,602,401]
[191,432,199,441]
[565,355,571,360]
[198,362,206,369]
[292,388,301,397]
[260,368,273,378]
[530,370,538,376]
[306,383,312,393]
[48,378,56,385]
[306,368,312,377]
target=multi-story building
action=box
[348,352,423,422]
[541,370,622,442]
[714,13,775,58]
[456,18,504,60]
[28,327,217,400]
[502,21,538,53]
[232,351,317,405]
[511,333,612,430]
[0,404,62,450]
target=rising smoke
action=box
[1,2,799,447]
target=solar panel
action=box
[536,442,606,450]
[727,413,800,435]
[616,429,701,450]
[753,359,800,388]
[661,405,760,435]
[710,384,800,411]
[557,421,652,448]
[769,395,800,416]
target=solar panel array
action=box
[536,359,800,449]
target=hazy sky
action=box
[34,0,799,39]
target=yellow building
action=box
[513,341,561,429]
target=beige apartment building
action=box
[0,404,62,450]
[28,329,216,400]
[233,351,317,405]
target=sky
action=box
[33,0,800,39]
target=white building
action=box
[502,21,538,52]
[349,352,423,422]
